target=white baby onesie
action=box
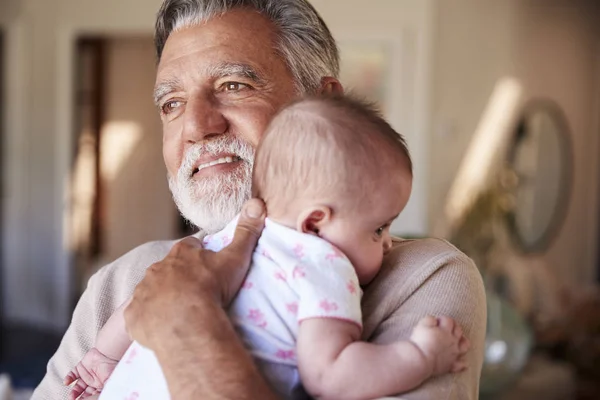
[99,217,362,400]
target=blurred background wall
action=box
[430,0,600,286]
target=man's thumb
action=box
[224,198,266,261]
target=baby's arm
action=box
[64,298,133,399]
[297,315,469,400]
[94,298,133,360]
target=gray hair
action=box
[155,0,339,93]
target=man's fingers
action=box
[169,237,204,258]
[222,199,266,262]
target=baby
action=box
[65,95,469,400]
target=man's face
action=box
[155,9,298,232]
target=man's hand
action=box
[124,199,266,349]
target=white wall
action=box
[429,0,517,225]
[512,0,600,285]
[430,0,600,285]
[311,0,435,237]
[1,0,434,330]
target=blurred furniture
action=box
[494,354,575,400]
[444,98,577,398]
[504,99,572,253]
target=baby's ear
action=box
[297,206,332,236]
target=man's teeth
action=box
[195,156,241,172]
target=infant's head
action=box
[253,95,413,284]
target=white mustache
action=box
[179,136,255,180]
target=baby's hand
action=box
[409,316,470,376]
[64,347,119,400]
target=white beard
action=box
[168,136,255,234]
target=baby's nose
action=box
[383,237,392,254]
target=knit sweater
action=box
[32,237,486,399]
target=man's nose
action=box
[182,94,228,143]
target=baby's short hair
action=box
[252,94,412,214]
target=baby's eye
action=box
[375,226,385,237]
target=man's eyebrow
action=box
[207,62,267,85]
[153,63,267,105]
[153,78,183,106]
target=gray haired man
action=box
[34,1,486,398]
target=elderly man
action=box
[34,0,486,399]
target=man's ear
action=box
[319,77,344,95]
[296,206,332,236]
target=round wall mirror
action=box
[505,100,572,253]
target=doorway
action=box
[70,36,181,299]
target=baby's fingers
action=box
[64,369,79,386]
[451,358,469,373]
[69,379,88,400]
[452,323,463,339]
[416,315,438,328]
[458,335,471,354]
[80,386,100,399]
[438,316,456,333]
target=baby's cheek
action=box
[356,248,383,285]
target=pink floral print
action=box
[125,347,137,364]
[319,300,339,313]
[274,270,287,282]
[221,234,232,247]
[292,244,305,259]
[347,280,358,295]
[242,280,254,290]
[259,247,273,261]
[248,309,267,328]
[325,245,344,261]
[275,349,295,360]
[286,302,298,315]
[292,265,306,279]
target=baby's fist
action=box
[64,347,119,400]
[410,316,470,376]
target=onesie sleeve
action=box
[293,243,363,329]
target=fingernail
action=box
[245,201,263,219]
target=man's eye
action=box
[161,100,182,115]
[223,82,249,92]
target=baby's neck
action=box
[266,212,299,232]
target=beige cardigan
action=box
[32,237,486,399]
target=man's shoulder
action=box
[385,236,479,287]
[390,236,470,263]
[362,237,486,342]
[362,237,480,318]
[89,238,183,302]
